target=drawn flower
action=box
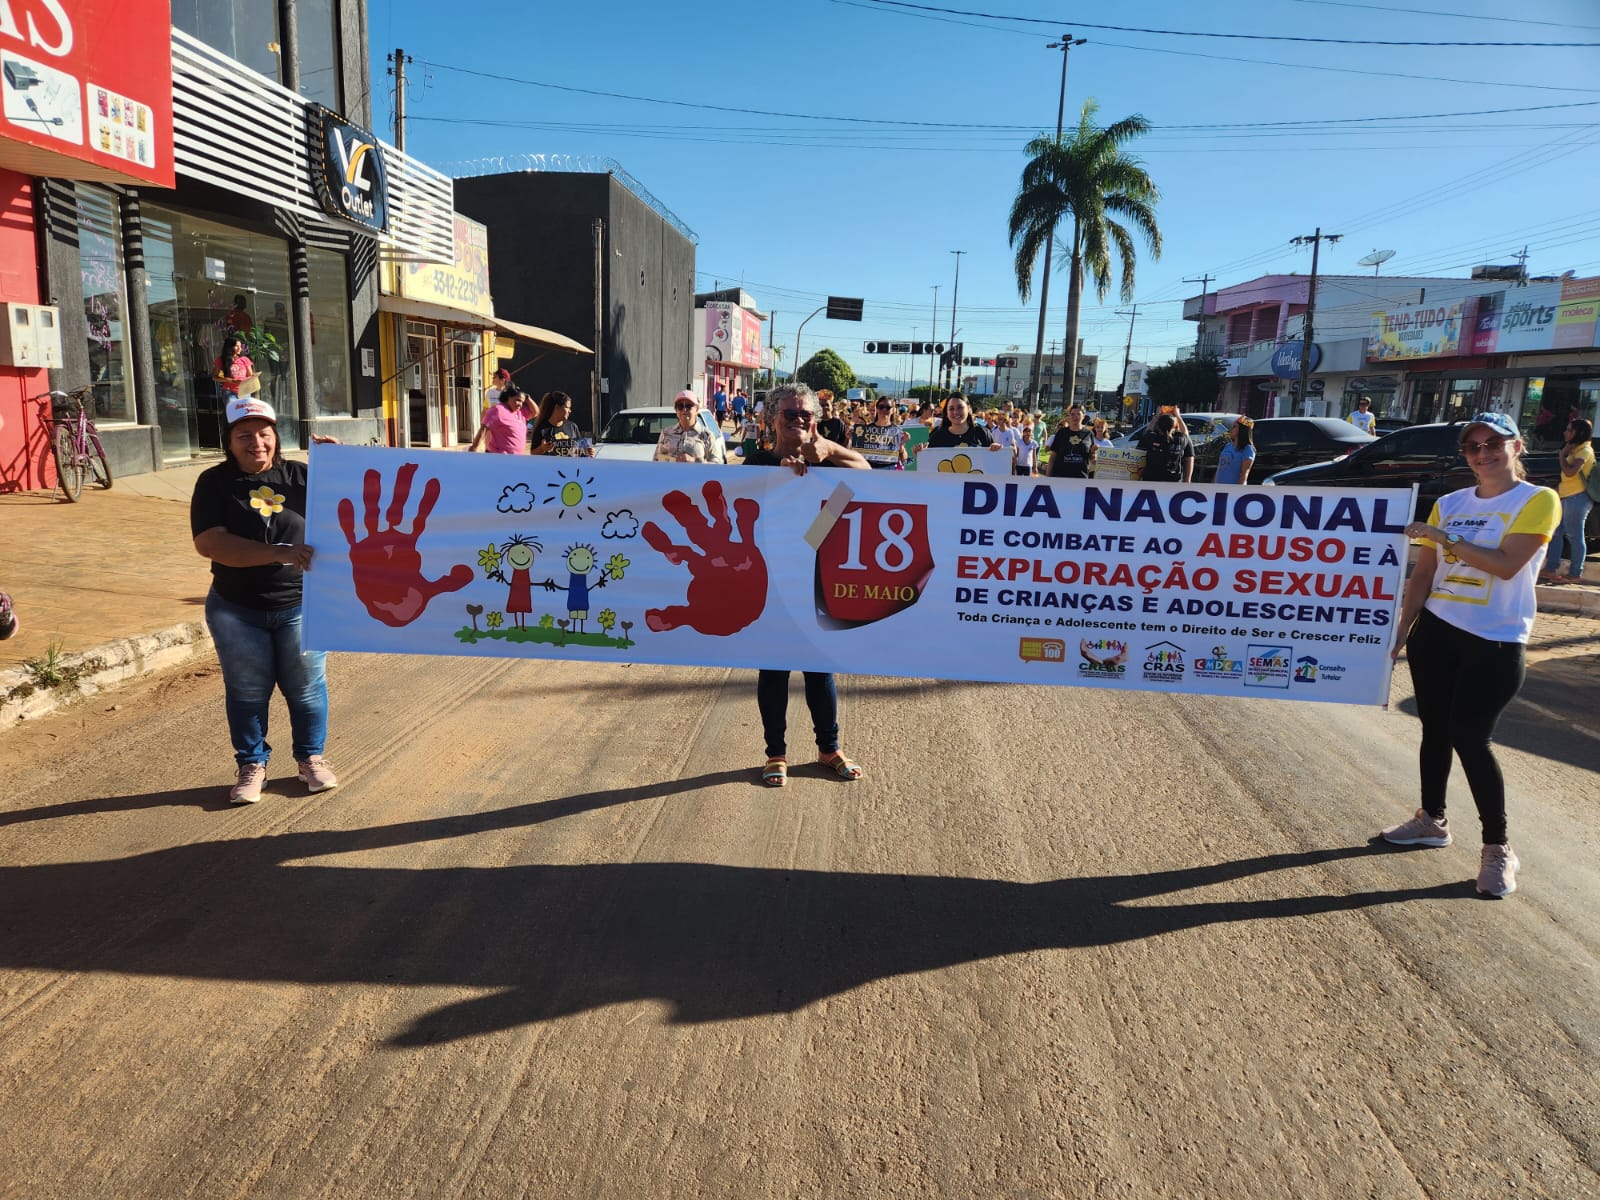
[249,485,286,517]
[478,543,503,575]
[486,611,504,629]
[937,454,976,475]
[598,608,617,634]
[605,553,630,579]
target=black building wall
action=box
[454,172,695,432]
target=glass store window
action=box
[141,205,297,458]
[74,185,135,423]
[306,247,351,418]
[171,0,282,82]
[297,0,343,112]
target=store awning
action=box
[493,317,593,356]
[376,293,496,330]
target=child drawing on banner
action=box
[481,534,543,629]
[541,544,629,633]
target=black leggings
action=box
[1406,608,1525,844]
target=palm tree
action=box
[1009,99,1162,409]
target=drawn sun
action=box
[545,467,598,519]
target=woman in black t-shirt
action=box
[922,394,1004,459]
[190,397,339,804]
[1136,412,1195,483]
[530,391,596,457]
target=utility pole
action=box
[1028,34,1085,407]
[391,49,411,150]
[591,219,605,436]
[1184,274,1214,359]
[767,310,777,389]
[928,285,939,399]
[947,250,965,391]
[1289,228,1342,416]
[1117,303,1138,420]
[1513,244,1530,282]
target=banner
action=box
[1368,300,1462,361]
[302,447,1411,705]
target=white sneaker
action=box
[1477,844,1519,898]
[230,762,266,805]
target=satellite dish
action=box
[1358,248,1396,275]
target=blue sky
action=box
[371,0,1600,390]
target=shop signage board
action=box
[1270,341,1322,379]
[302,447,1411,705]
[1552,276,1600,349]
[1367,299,1462,361]
[1468,278,1600,355]
[0,0,173,186]
[705,301,762,368]
[310,104,388,233]
[398,215,492,317]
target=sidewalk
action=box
[3,462,1598,728]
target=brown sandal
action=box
[762,759,788,787]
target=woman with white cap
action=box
[190,397,340,805]
[653,389,726,464]
[1380,412,1560,897]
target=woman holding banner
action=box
[1382,412,1560,898]
[745,383,869,786]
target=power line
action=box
[1286,0,1600,31]
[840,0,1600,46]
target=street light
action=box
[1027,34,1087,407]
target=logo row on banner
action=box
[302,446,1413,706]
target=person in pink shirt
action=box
[470,383,534,454]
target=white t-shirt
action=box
[995,427,1023,462]
[1349,409,1376,435]
[1421,480,1559,643]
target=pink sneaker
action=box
[0,591,17,641]
[296,756,339,793]
[1378,808,1451,847]
[1477,844,1519,898]
[230,762,266,805]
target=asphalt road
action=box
[2,647,1597,1199]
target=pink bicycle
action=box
[32,385,112,502]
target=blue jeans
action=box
[205,590,328,765]
[1543,492,1592,578]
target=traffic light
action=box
[864,341,881,354]
[997,356,1018,369]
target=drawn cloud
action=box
[602,509,640,539]
[497,483,536,513]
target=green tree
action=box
[1008,99,1162,409]
[1146,356,1224,412]
[795,349,856,398]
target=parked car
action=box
[1110,412,1241,481]
[1262,421,1600,546]
[1374,417,1410,435]
[594,406,727,462]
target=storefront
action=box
[20,15,456,484]
[696,298,765,401]
[0,0,175,492]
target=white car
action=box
[594,407,728,462]
[1110,411,1241,450]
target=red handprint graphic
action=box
[641,480,767,635]
[337,462,473,627]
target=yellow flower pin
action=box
[249,485,286,517]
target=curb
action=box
[0,621,213,732]
[1536,585,1600,618]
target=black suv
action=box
[1244,417,1376,481]
[1264,421,1600,545]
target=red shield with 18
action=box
[813,500,934,628]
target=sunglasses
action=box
[876,403,892,410]
[1460,435,1507,455]
[779,408,815,423]
[674,401,696,410]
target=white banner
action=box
[302,446,1411,705]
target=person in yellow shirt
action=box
[1382,412,1560,898]
[1539,416,1594,584]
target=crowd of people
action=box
[166,367,1575,901]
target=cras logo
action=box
[1142,639,1186,684]
[1078,636,1130,676]
[1193,644,1243,681]
[1245,644,1291,689]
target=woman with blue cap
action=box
[1380,412,1559,897]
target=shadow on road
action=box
[1,775,1469,1046]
